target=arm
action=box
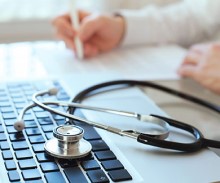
[119,0,220,47]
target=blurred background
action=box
[0,0,179,43]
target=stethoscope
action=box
[14,80,220,159]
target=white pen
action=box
[69,0,84,59]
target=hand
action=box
[52,10,125,58]
[178,43,220,94]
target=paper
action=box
[0,41,187,81]
[34,41,187,80]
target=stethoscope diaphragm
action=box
[44,125,92,159]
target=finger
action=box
[78,10,91,22]
[84,43,99,58]
[53,15,76,38]
[190,43,209,54]
[181,51,201,66]
[78,14,104,42]
[177,65,198,79]
[52,14,71,25]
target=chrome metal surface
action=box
[44,138,92,159]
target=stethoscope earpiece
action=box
[48,88,58,95]
[44,125,92,159]
[14,120,25,131]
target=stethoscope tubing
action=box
[15,79,220,152]
[69,79,220,151]
[21,100,168,140]
[71,80,220,114]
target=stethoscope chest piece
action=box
[44,125,92,159]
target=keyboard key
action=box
[90,140,110,152]
[38,117,53,125]
[25,120,38,128]
[45,132,53,140]
[0,96,9,102]
[36,153,54,162]
[79,153,94,161]
[1,106,14,113]
[101,160,124,171]
[87,169,109,183]
[74,122,101,141]
[29,135,45,144]
[12,97,25,103]
[81,160,100,170]
[32,143,45,152]
[95,151,116,161]
[8,87,21,93]
[23,114,35,121]
[7,126,18,134]
[22,169,41,180]
[10,93,23,98]
[9,132,25,141]
[0,141,10,150]
[35,111,49,118]
[24,90,34,96]
[5,160,17,170]
[2,150,13,159]
[18,158,37,169]
[15,102,26,109]
[2,112,16,119]
[64,167,88,183]
[4,118,16,126]
[0,133,7,141]
[108,169,132,182]
[0,125,4,132]
[25,180,44,183]
[45,172,66,183]
[26,128,41,136]
[12,141,29,150]
[0,92,7,98]
[0,101,11,107]
[52,114,65,121]
[40,162,59,172]
[8,170,20,182]
[32,106,44,112]
[15,149,33,159]
[56,119,66,126]
[58,159,78,168]
[41,124,54,132]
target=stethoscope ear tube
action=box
[202,138,220,149]
[137,115,204,152]
[137,134,203,152]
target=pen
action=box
[69,0,84,59]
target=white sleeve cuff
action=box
[118,6,158,47]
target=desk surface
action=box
[1,41,220,156]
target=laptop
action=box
[0,73,220,183]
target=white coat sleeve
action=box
[119,0,220,47]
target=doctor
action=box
[53,0,220,94]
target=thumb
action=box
[177,65,198,79]
[78,14,103,42]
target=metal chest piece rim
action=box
[44,125,92,159]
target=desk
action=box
[1,41,220,183]
[1,41,220,156]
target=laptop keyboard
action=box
[0,80,132,183]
